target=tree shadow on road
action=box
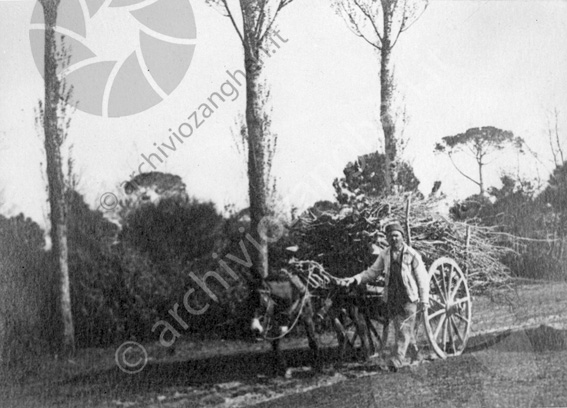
[57,346,341,398]
[466,325,567,354]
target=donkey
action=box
[248,270,322,376]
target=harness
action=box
[287,258,340,290]
[257,266,315,341]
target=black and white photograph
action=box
[1,0,567,406]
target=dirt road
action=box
[251,328,567,408]
[1,282,567,408]
[226,282,567,408]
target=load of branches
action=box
[287,193,513,293]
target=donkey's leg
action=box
[303,313,322,372]
[351,306,371,361]
[364,311,379,357]
[271,339,287,376]
[338,307,359,360]
[330,309,348,366]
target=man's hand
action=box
[337,277,357,287]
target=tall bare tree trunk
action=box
[206,0,295,282]
[245,51,269,281]
[478,161,485,196]
[380,1,397,195]
[336,0,428,195]
[41,0,75,355]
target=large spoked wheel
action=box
[423,257,472,359]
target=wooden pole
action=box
[464,225,471,276]
[405,195,412,246]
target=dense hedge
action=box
[65,190,244,346]
[0,214,53,364]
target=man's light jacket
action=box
[353,244,430,304]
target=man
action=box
[339,221,429,370]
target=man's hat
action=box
[385,222,405,236]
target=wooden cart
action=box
[292,256,472,360]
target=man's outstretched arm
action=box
[338,252,385,286]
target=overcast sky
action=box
[1,0,566,230]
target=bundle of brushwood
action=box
[289,194,512,293]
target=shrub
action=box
[66,188,231,345]
[0,214,52,365]
[450,175,566,281]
